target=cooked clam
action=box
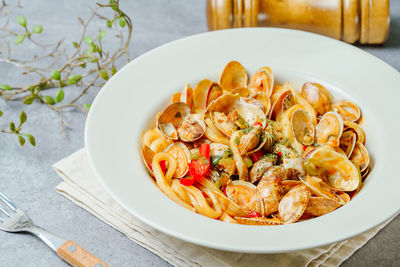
[220,61,248,91]
[249,154,277,183]
[291,108,315,146]
[344,121,365,144]
[180,83,193,110]
[192,80,223,113]
[231,87,252,97]
[331,100,361,122]
[141,145,155,175]
[278,184,310,224]
[301,82,331,115]
[234,217,283,225]
[177,114,206,142]
[349,142,370,172]
[304,197,340,217]
[213,190,249,217]
[225,180,256,210]
[157,102,191,140]
[238,125,263,155]
[299,175,343,204]
[248,67,274,96]
[269,87,292,120]
[316,111,343,147]
[340,131,357,157]
[305,147,361,191]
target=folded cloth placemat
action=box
[53,149,394,267]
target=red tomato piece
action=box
[250,150,264,162]
[179,177,195,186]
[199,143,210,159]
[248,211,261,218]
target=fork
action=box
[0,192,110,267]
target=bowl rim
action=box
[85,27,400,253]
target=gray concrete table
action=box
[0,1,399,266]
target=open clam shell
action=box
[249,66,274,96]
[299,175,344,204]
[344,121,366,145]
[234,217,283,225]
[192,79,213,113]
[331,100,361,122]
[220,61,248,91]
[316,111,344,147]
[301,82,331,116]
[177,114,206,142]
[213,190,249,217]
[180,83,193,110]
[253,92,271,114]
[141,145,155,175]
[278,184,310,224]
[269,87,292,120]
[291,108,315,146]
[231,87,252,97]
[225,180,256,210]
[157,102,191,140]
[305,147,361,191]
[340,130,357,157]
[304,197,340,217]
[349,142,370,172]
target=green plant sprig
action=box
[0,0,132,145]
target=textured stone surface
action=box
[0,0,399,266]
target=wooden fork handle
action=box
[57,240,110,267]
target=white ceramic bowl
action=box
[85,28,400,253]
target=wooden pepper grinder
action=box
[207,0,390,44]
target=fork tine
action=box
[0,192,17,211]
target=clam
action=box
[238,125,264,155]
[284,82,317,125]
[336,192,351,203]
[180,83,193,110]
[192,80,222,113]
[234,217,283,225]
[349,142,370,172]
[291,108,315,146]
[269,87,293,120]
[344,121,365,144]
[220,61,248,91]
[248,67,274,96]
[171,92,181,103]
[301,82,331,116]
[253,92,271,114]
[249,154,277,183]
[157,102,206,142]
[208,94,267,137]
[248,166,285,216]
[316,111,343,147]
[225,180,256,210]
[331,100,361,122]
[281,180,303,195]
[305,147,361,191]
[157,102,191,140]
[278,184,310,224]
[165,142,190,178]
[283,158,305,176]
[340,131,357,157]
[177,114,206,142]
[299,175,344,204]
[231,87,252,97]
[304,197,340,217]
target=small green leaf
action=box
[109,0,116,4]
[50,70,61,80]
[0,84,12,90]
[20,111,27,124]
[0,110,3,117]
[80,63,86,69]
[23,95,35,105]
[16,15,27,27]
[119,17,126,27]
[98,30,106,40]
[55,89,64,103]
[106,20,113,28]
[68,74,82,85]
[83,104,91,110]
[38,81,47,90]
[14,34,25,45]
[9,122,16,132]
[18,135,25,146]
[83,36,93,44]
[98,70,109,80]
[26,134,36,146]
[86,45,94,55]
[32,25,43,34]
[72,41,79,48]
[40,96,55,105]
[111,66,117,75]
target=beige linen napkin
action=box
[53,149,394,267]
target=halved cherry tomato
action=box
[188,157,210,181]
[253,122,263,128]
[179,176,195,186]
[199,143,210,159]
[148,160,167,173]
[248,211,261,218]
[250,150,264,162]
